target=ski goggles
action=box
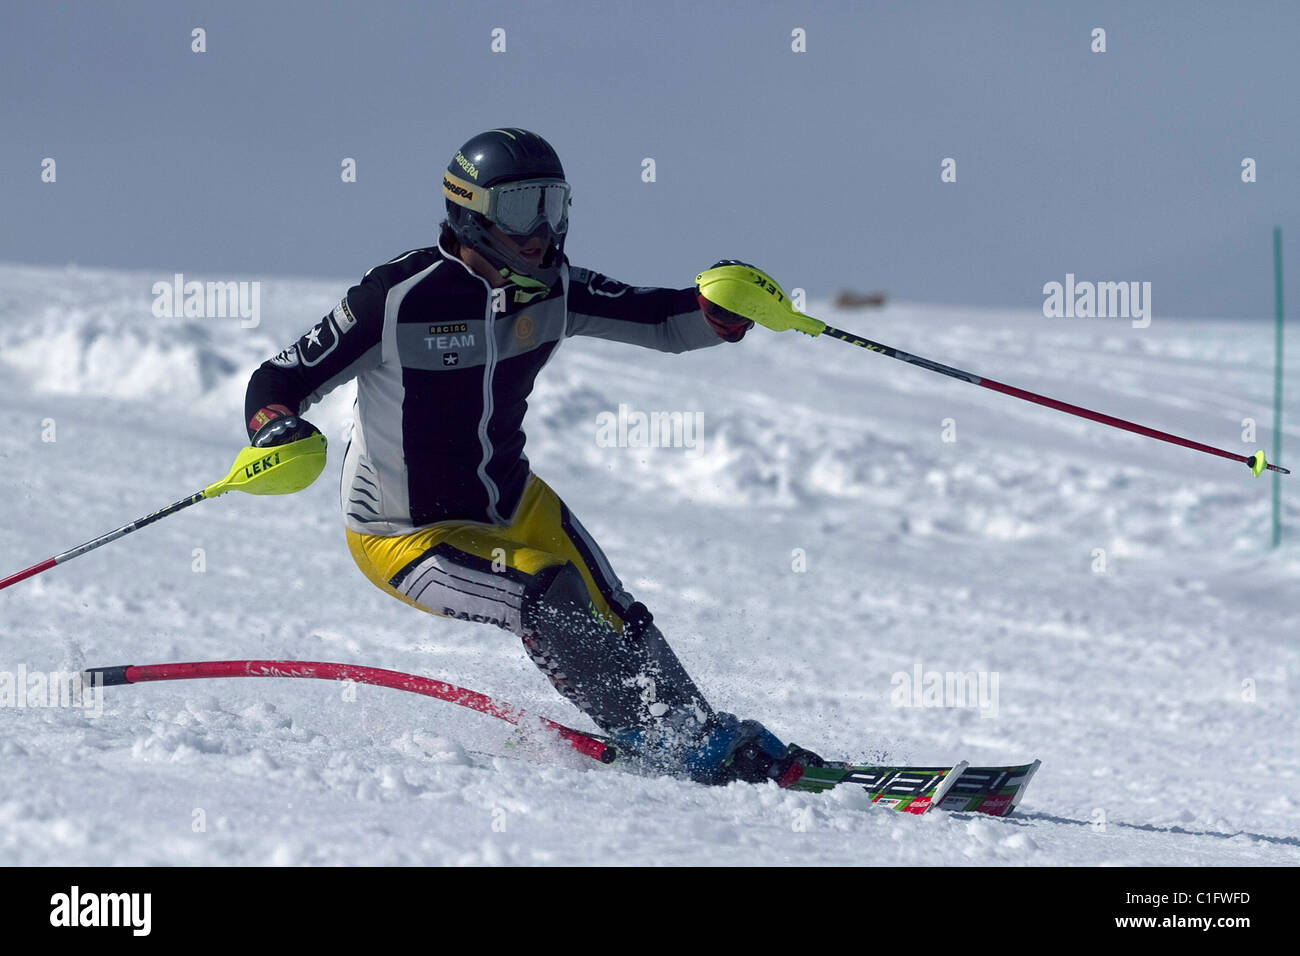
[444,171,570,237]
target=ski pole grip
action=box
[696,263,826,337]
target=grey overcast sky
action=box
[3,0,1297,318]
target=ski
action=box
[790,761,969,814]
[936,760,1041,817]
[791,759,1040,817]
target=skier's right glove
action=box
[250,409,322,448]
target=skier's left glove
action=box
[697,259,756,342]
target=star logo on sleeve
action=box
[297,317,339,367]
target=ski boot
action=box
[615,712,824,788]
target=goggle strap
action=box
[442,170,491,215]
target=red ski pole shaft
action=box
[819,325,1290,475]
[0,491,207,592]
[2,432,328,593]
[86,659,616,763]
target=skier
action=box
[243,128,822,786]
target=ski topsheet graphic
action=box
[936,761,1041,817]
[791,760,1040,817]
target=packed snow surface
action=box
[1,262,1296,865]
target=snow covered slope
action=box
[1,262,1296,865]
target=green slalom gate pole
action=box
[1273,228,1285,548]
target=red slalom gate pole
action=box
[85,659,615,764]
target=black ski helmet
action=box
[442,128,569,290]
